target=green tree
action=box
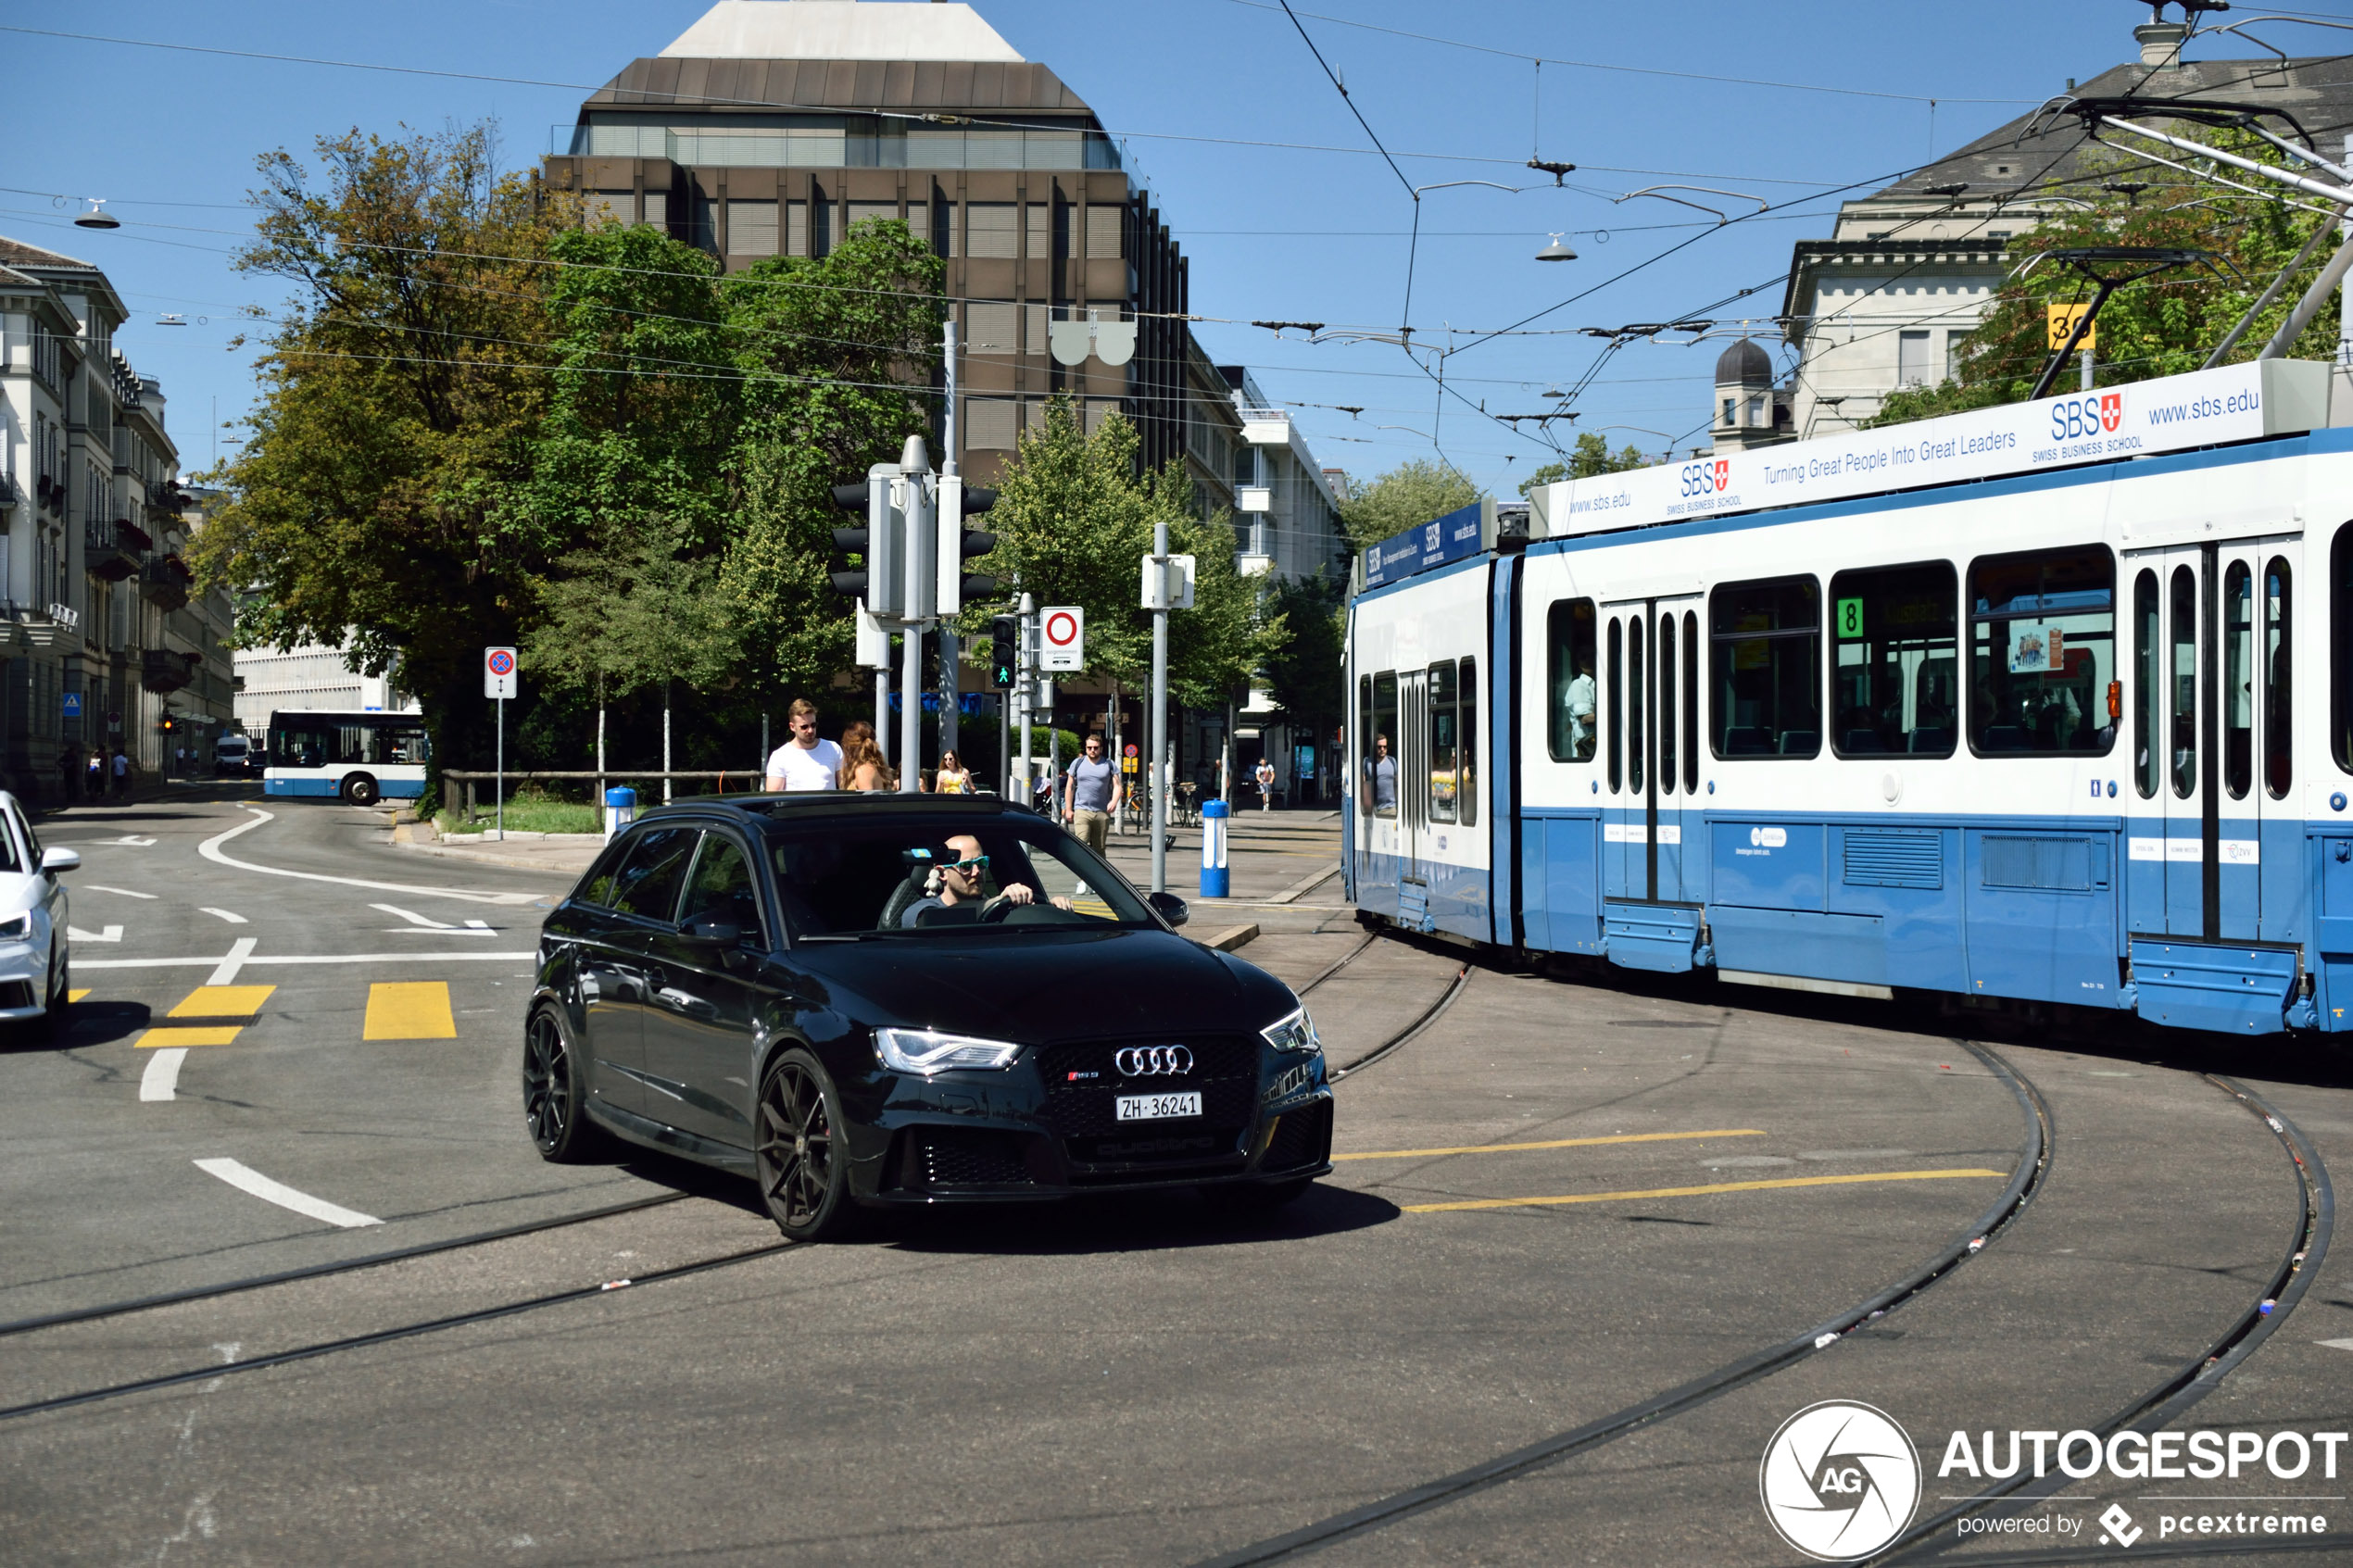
[1869,133,2344,429]
[1516,432,1652,495]
[1262,571,1345,748]
[187,123,561,771]
[1337,458,1482,553]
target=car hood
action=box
[791,927,1291,1046]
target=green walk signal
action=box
[989,614,1018,690]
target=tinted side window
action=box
[1968,546,2116,757]
[1712,576,1820,759]
[678,834,765,947]
[609,827,698,923]
[574,837,633,907]
[1829,561,1957,758]
[1546,597,1597,762]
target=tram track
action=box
[1194,1036,2056,1568]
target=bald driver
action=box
[900,834,1072,926]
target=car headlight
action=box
[0,912,31,941]
[873,1027,1025,1075]
[1260,1006,1320,1056]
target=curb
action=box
[1199,923,1259,953]
[389,838,598,876]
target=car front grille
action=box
[1263,1100,1332,1172]
[1035,1035,1260,1142]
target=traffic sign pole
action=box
[484,647,519,839]
[1149,521,1169,895]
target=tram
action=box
[1343,357,2353,1037]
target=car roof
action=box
[632,793,1034,829]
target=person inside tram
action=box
[1365,734,1397,815]
[1561,652,1596,760]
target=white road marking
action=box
[104,834,158,847]
[83,884,157,900]
[139,1047,187,1101]
[370,903,452,929]
[79,951,536,970]
[197,908,247,924]
[386,926,499,936]
[206,938,258,987]
[200,808,541,906]
[465,919,490,930]
[2320,1338,2353,1352]
[193,1158,382,1228]
[67,924,123,943]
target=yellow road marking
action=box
[66,988,89,1003]
[1337,1129,1766,1161]
[363,982,455,1041]
[135,1026,243,1048]
[169,985,276,1019]
[1404,1168,2007,1213]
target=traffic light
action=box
[827,464,903,616]
[989,615,1018,689]
[936,478,1000,617]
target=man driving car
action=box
[899,833,1072,927]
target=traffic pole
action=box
[898,436,929,792]
[1016,590,1034,805]
[1150,517,1169,895]
[495,693,504,842]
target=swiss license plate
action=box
[1114,1091,1202,1123]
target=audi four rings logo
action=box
[1115,1046,1194,1077]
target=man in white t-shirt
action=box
[764,698,842,792]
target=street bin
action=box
[1200,797,1229,898]
[604,785,637,841]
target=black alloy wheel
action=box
[29,942,57,1041]
[523,1008,605,1161]
[345,774,380,807]
[755,1048,858,1241]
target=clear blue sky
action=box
[11,1,2338,493]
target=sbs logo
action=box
[1759,1401,1920,1562]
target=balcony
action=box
[84,519,141,581]
[1238,408,1291,445]
[1235,485,1272,513]
[142,648,195,696]
[139,555,192,612]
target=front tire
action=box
[754,1048,859,1241]
[345,774,381,807]
[28,942,59,1041]
[523,1007,608,1161]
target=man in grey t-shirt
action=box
[1062,734,1123,854]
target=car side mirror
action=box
[40,847,80,875]
[1148,890,1189,928]
[686,916,742,947]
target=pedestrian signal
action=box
[989,615,1018,690]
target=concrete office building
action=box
[540,0,1191,483]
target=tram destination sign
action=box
[1533,358,2331,541]
[1363,499,1485,588]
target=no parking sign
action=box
[484,646,518,699]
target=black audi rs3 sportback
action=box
[523,795,1334,1239]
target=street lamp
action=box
[1536,232,1577,262]
[73,200,119,231]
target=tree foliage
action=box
[1516,432,1653,495]
[982,398,1278,710]
[1337,458,1482,553]
[1261,571,1344,745]
[1869,133,2344,429]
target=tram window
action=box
[1606,618,1623,793]
[1460,658,1478,827]
[1967,546,2117,759]
[1682,609,1700,794]
[1357,675,1374,818]
[1428,660,1459,825]
[1658,614,1678,795]
[2133,570,2159,799]
[1629,613,1646,790]
[2224,561,2254,800]
[2335,527,2353,775]
[2266,558,2292,798]
[1828,562,1957,759]
[2171,565,2197,797]
[1710,576,1821,759]
[1546,598,1598,763]
[1370,671,1398,818]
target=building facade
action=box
[0,236,232,797]
[540,0,1191,483]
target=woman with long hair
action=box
[839,721,896,792]
[933,749,971,794]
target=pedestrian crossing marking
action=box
[66,989,89,1003]
[135,1026,243,1048]
[363,982,456,1041]
[169,985,276,1019]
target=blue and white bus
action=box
[1346,357,2353,1039]
[263,709,430,806]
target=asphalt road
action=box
[2,791,2348,1566]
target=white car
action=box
[0,794,79,1031]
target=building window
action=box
[786,200,808,257]
[1721,397,1735,426]
[586,190,633,226]
[965,397,1019,449]
[1086,204,1122,261]
[1026,202,1051,260]
[1025,304,1049,356]
[1711,576,1821,759]
[967,203,1018,258]
[906,201,928,249]
[1967,545,2116,757]
[727,199,778,257]
[847,201,897,233]
[643,190,668,231]
[1897,330,1931,386]
[966,302,1019,356]
[1945,331,1968,383]
[1829,561,1957,757]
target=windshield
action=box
[763,816,1153,936]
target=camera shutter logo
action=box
[1759,1401,1920,1562]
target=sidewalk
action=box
[391,822,605,877]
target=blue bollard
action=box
[604,785,637,841]
[1200,797,1230,897]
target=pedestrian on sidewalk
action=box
[1254,755,1277,812]
[763,698,843,792]
[839,721,895,792]
[87,753,103,797]
[932,750,970,794]
[57,746,78,803]
[1062,734,1121,854]
[112,748,131,796]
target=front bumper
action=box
[853,1036,1335,1205]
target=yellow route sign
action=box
[2046,303,2096,351]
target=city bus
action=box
[262,709,430,805]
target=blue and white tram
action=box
[1344,358,2353,1037]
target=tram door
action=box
[1397,668,1428,882]
[2127,539,2296,942]
[1604,596,1704,903]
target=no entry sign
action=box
[1039,606,1084,671]
[484,646,518,699]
